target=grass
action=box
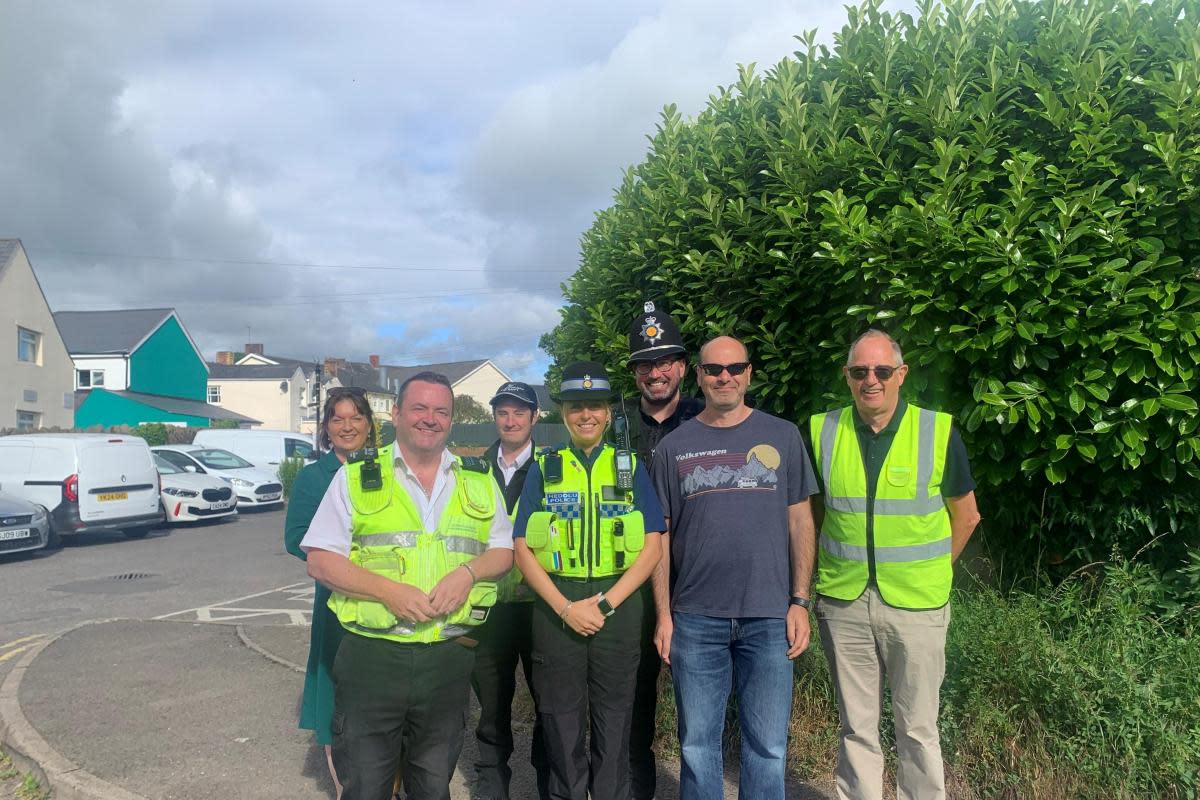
[654,556,1200,799]
[0,750,48,800]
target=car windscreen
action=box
[191,449,254,469]
[154,455,183,474]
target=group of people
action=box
[284,302,982,800]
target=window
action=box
[157,450,202,473]
[286,438,314,459]
[17,327,40,363]
[208,385,222,404]
[16,410,39,431]
[76,369,106,389]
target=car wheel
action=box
[123,528,150,539]
[41,511,61,551]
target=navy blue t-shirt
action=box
[652,410,819,619]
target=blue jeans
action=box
[670,612,794,800]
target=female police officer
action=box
[513,361,664,800]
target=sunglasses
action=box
[633,355,683,376]
[847,365,899,381]
[698,362,751,377]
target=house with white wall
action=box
[0,239,74,430]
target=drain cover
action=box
[51,573,173,594]
[110,572,157,581]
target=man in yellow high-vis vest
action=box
[302,372,515,800]
[810,330,981,800]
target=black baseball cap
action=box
[490,381,538,411]
[628,300,687,363]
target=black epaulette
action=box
[459,455,490,473]
[537,446,562,457]
[346,446,379,464]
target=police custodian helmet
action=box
[556,361,613,401]
[628,301,687,363]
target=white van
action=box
[0,434,163,539]
[191,429,315,476]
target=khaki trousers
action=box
[816,587,949,800]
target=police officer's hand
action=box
[786,604,811,659]
[564,595,605,636]
[428,567,474,616]
[384,583,437,624]
[655,616,674,665]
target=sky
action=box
[1,1,889,383]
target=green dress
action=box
[284,450,346,746]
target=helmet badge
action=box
[639,316,662,345]
[582,375,594,389]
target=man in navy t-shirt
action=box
[651,335,819,800]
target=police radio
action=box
[359,420,383,491]
[613,398,634,492]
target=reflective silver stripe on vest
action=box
[820,533,951,563]
[822,407,943,516]
[444,536,486,556]
[355,531,420,548]
[344,620,416,636]
[442,624,470,638]
[825,495,946,515]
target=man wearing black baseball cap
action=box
[616,301,704,800]
[468,380,550,800]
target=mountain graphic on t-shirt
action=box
[681,453,778,494]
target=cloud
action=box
[463,0,873,294]
[0,1,888,390]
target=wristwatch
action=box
[789,596,812,610]
[597,593,616,617]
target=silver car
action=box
[0,492,54,556]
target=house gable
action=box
[129,314,208,401]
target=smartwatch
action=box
[597,593,616,617]
[789,596,812,610]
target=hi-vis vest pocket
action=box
[525,511,555,550]
[447,581,498,627]
[886,465,914,487]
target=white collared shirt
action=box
[496,440,533,488]
[300,447,514,557]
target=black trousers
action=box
[629,582,659,800]
[470,600,551,799]
[332,632,474,800]
[532,575,643,800]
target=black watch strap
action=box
[597,594,616,617]
[789,596,812,610]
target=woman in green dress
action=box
[284,387,374,798]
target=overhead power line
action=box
[34,247,567,273]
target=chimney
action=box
[369,354,380,368]
[323,357,345,377]
[244,343,264,355]
[216,351,235,365]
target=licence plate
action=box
[0,528,32,541]
[211,500,234,510]
[259,493,281,502]
[98,492,128,502]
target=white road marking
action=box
[153,582,314,626]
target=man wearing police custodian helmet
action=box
[615,301,703,800]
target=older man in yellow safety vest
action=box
[810,330,981,800]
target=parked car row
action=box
[0,432,289,559]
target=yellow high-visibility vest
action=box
[810,405,953,609]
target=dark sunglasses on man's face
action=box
[698,362,751,377]
[847,365,899,381]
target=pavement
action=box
[0,615,833,800]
